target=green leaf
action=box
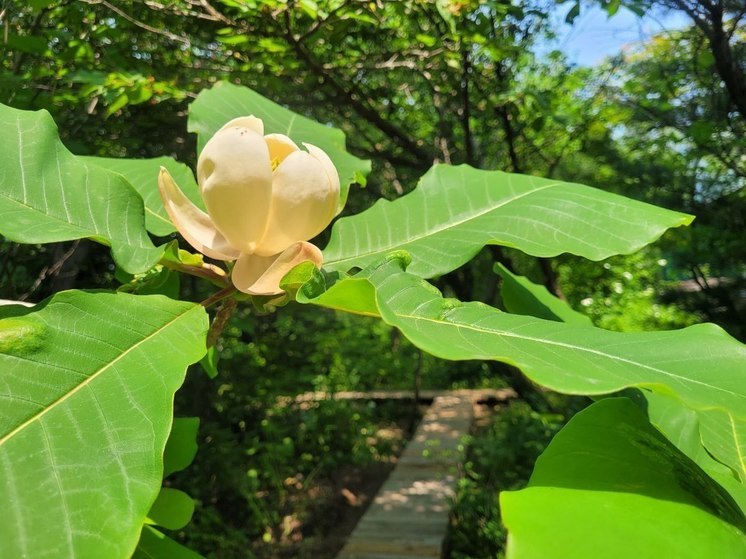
[188,81,371,211]
[297,268,380,317]
[304,257,746,423]
[134,526,205,559]
[83,156,203,237]
[494,263,592,326]
[322,164,693,278]
[632,390,746,509]
[28,0,56,10]
[147,488,195,530]
[699,409,746,483]
[0,291,208,558]
[500,398,746,559]
[199,346,219,379]
[164,417,200,477]
[0,104,162,274]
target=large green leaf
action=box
[83,156,202,237]
[322,164,693,278]
[0,291,208,559]
[500,398,746,559]
[302,257,746,424]
[188,81,371,210]
[0,104,162,274]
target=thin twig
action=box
[81,0,190,45]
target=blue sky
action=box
[548,4,691,66]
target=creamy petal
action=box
[198,125,273,253]
[255,151,337,256]
[157,167,240,261]
[218,115,264,136]
[265,134,300,165]
[304,143,341,216]
[231,242,323,296]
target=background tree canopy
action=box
[2,0,743,338]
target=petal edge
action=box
[158,167,241,261]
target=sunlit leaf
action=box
[0,104,162,273]
[302,257,746,422]
[323,164,693,278]
[83,156,202,237]
[501,398,746,559]
[0,292,208,558]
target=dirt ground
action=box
[253,408,425,559]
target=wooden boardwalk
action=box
[336,394,477,559]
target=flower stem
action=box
[201,285,237,309]
[161,259,230,288]
[205,294,238,349]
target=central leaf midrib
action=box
[403,311,745,402]
[0,306,195,447]
[324,181,557,266]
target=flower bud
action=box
[158,115,340,295]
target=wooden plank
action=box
[286,388,516,405]
[337,395,475,559]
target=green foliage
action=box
[449,401,566,558]
[0,104,162,273]
[501,398,746,559]
[1,5,745,554]
[323,165,693,278]
[169,397,412,558]
[558,249,701,332]
[0,292,207,558]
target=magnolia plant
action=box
[1,82,745,559]
[159,115,339,296]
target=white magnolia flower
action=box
[158,115,340,296]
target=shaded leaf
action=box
[494,262,592,326]
[147,488,195,530]
[133,526,205,559]
[631,390,746,510]
[164,417,200,477]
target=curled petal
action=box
[218,115,264,136]
[157,167,240,261]
[231,242,323,296]
[304,143,341,215]
[198,126,273,253]
[255,151,337,256]
[264,134,299,166]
